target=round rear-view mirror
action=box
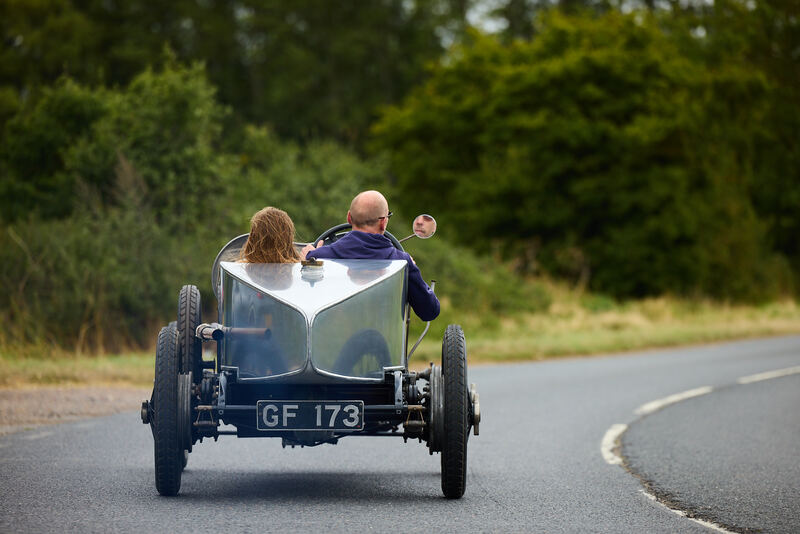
[413,214,437,239]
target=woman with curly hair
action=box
[239,207,301,263]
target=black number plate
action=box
[256,400,364,431]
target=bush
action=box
[0,78,107,222]
[224,126,389,242]
[0,170,172,352]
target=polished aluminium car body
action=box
[213,259,410,441]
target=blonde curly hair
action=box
[239,207,301,263]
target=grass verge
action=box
[408,297,800,365]
[2,297,799,388]
[0,350,155,389]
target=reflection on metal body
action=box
[220,259,408,381]
[210,234,309,303]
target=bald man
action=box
[302,190,440,321]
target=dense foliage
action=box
[373,7,798,300]
[0,1,798,351]
[0,0,467,145]
[0,62,542,351]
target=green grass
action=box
[2,291,799,388]
[0,349,155,388]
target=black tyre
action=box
[153,325,183,496]
[441,324,468,499]
[178,285,202,380]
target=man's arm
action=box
[406,260,440,321]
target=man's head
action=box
[413,214,435,238]
[347,190,391,234]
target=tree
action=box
[0,59,228,224]
[373,10,786,300]
[705,0,800,284]
[0,78,106,221]
[0,0,465,146]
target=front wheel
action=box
[153,325,183,496]
[441,324,468,499]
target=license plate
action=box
[256,400,364,431]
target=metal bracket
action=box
[217,371,228,417]
[193,405,219,436]
[403,404,426,433]
[393,370,403,413]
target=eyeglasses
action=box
[376,211,393,221]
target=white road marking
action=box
[601,423,628,465]
[634,386,713,416]
[618,369,800,532]
[737,365,800,384]
[640,490,735,533]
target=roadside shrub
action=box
[0,172,173,352]
[0,78,107,222]
[224,126,388,243]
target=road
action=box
[1,335,798,533]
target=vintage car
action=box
[142,217,480,499]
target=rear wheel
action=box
[178,285,202,380]
[441,324,468,499]
[153,325,182,496]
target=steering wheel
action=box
[313,223,404,252]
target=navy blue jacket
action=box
[307,231,440,321]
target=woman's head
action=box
[240,207,300,263]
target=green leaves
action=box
[0,0,465,146]
[0,78,107,221]
[373,9,791,300]
[1,61,228,226]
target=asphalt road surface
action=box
[1,335,799,533]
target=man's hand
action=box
[300,240,324,259]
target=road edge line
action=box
[617,368,800,533]
[601,423,628,465]
[639,490,735,534]
[737,365,800,384]
[634,386,713,416]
